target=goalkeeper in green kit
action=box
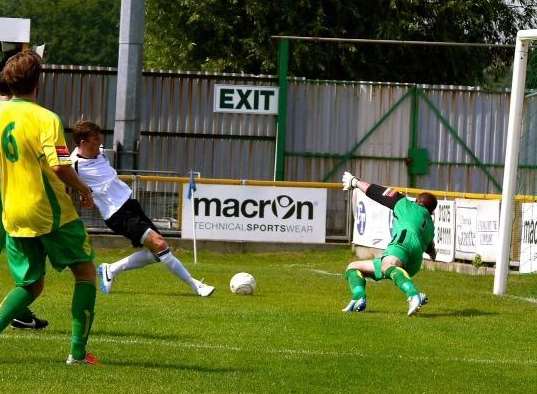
[341,171,437,316]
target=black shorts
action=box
[105,199,160,247]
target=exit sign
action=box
[214,84,279,114]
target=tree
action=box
[145,0,537,85]
[0,0,121,66]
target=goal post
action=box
[495,29,537,295]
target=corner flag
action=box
[187,171,197,200]
[187,170,199,264]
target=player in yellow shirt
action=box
[0,63,48,329]
[0,51,98,365]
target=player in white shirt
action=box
[70,121,214,297]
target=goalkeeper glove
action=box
[342,171,359,190]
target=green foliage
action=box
[2,0,535,84]
[145,0,537,85]
[472,253,484,268]
[1,247,537,392]
[0,0,120,66]
[525,49,537,90]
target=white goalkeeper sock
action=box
[157,248,197,292]
[109,250,156,277]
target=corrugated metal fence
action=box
[39,65,536,238]
[40,65,522,190]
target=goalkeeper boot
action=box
[407,292,428,316]
[66,352,100,366]
[193,279,215,297]
[341,298,366,313]
[98,263,113,294]
[11,312,49,330]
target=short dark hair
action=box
[72,120,103,146]
[2,50,41,95]
[416,192,438,214]
[0,72,10,96]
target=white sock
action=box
[157,248,198,293]
[109,250,156,277]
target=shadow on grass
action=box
[0,355,64,366]
[111,289,266,298]
[419,308,497,318]
[0,355,253,373]
[48,328,185,342]
[104,359,253,373]
[110,290,197,297]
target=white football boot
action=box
[407,292,428,316]
[97,263,114,294]
[341,298,367,313]
[193,278,215,297]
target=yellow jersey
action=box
[0,98,79,237]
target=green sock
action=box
[345,269,366,300]
[0,287,35,332]
[385,266,419,298]
[71,281,96,360]
[14,307,34,321]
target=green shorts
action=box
[372,231,423,279]
[0,201,4,252]
[6,219,95,286]
[0,220,5,253]
[372,254,422,280]
[382,245,422,277]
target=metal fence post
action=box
[274,38,289,181]
[409,86,419,188]
[132,175,139,200]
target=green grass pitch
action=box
[1,246,537,393]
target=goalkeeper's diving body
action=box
[341,171,437,316]
[70,121,215,297]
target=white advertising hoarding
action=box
[433,200,455,263]
[455,199,500,262]
[351,189,392,249]
[182,184,326,243]
[0,18,30,43]
[213,85,279,114]
[520,203,537,273]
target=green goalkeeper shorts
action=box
[6,219,95,286]
[373,254,422,280]
[372,230,424,278]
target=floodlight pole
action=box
[494,30,536,295]
[114,0,145,171]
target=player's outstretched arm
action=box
[342,171,370,193]
[52,165,94,208]
[365,184,404,210]
[342,171,404,210]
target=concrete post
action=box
[114,0,144,171]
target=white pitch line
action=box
[506,295,537,304]
[4,332,537,367]
[308,269,342,276]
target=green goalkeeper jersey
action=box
[382,197,435,276]
[392,197,435,251]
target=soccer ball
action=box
[229,272,256,295]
